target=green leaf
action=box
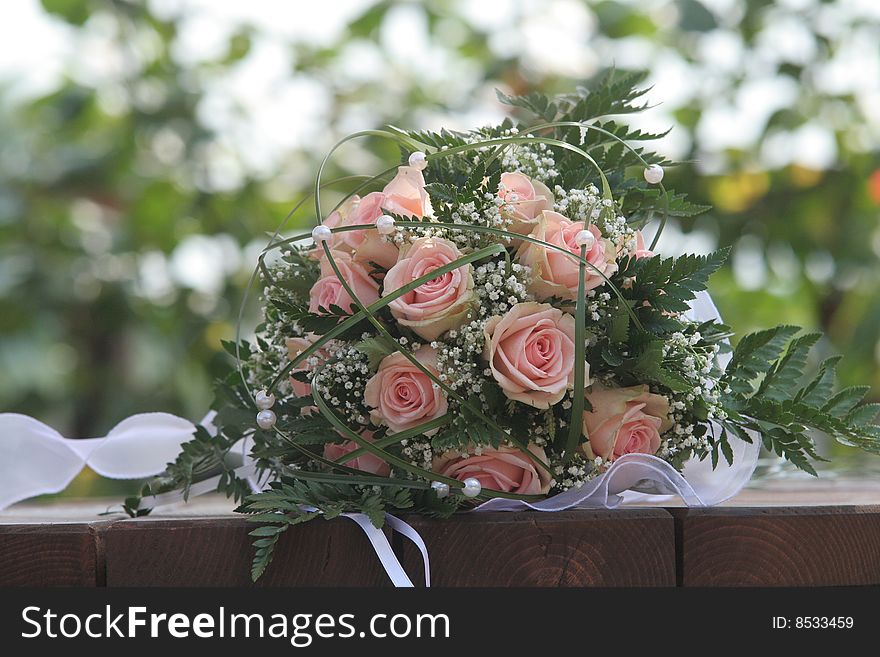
[423,182,460,204]
[248,525,287,537]
[664,191,712,218]
[757,332,821,401]
[496,89,559,122]
[719,431,734,466]
[846,404,880,428]
[797,356,842,407]
[600,344,625,367]
[221,339,252,360]
[557,69,651,121]
[608,301,631,343]
[626,339,692,392]
[823,386,870,418]
[723,325,802,394]
[389,126,472,151]
[721,328,880,471]
[620,248,730,314]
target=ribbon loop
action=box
[0,412,199,510]
[343,513,416,587]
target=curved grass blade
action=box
[338,414,450,464]
[563,244,588,462]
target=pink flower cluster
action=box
[307,165,433,315]
[298,169,671,491]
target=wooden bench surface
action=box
[2,478,879,587]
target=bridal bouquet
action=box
[132,72,880,580]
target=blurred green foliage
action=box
[1,0,878,492]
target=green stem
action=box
[338,414,450,463]
[280,469,432,490]
[270,430,382,477]
[564,244,588,462]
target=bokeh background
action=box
[2,0,879,496]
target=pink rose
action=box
[309,194,399,270]
[498,172,554,235]
[582,384,673,461]
[363,346,448,433]
[352,231,400,273]
[483,302,584,409]
[337,192,399,271]
[432,444,552,495]
[516,210,617,301]
[382,237,475,340]
[308,250,380,315]
[308,196,358,259]
[323,430,391,477]
[337,192,384,251]
[381,166,433,218]
[632,230,654,259]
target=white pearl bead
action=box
[461,477,482,498]
[408,151,428,170]
[255,389,275,410]
[256,409,277,430]
[644,164,664,184]
[574,229,595,249]
[431,481,450,499]
[376,214,396,235]
[312,225,332,243]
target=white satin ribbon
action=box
[385,513,431,587]
[273,508,428,588]
[341,513,430,587]
[0,412,200,510]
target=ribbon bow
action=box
[0,412,199,509]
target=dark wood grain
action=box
[103,517,393,587]
[5,492,880,587]
[395,509,676,587]
[0,523,102,587]
[673,506,880,587]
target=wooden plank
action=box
[673,506,880,587]
[103,517,393,587]
[395,509,676,587]
[0,523,102,587]
[4,483,880,588]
